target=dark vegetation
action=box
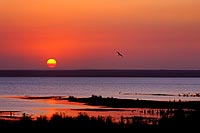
[0,109,200,131]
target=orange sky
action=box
[0,0,200,70]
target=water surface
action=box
[0,77,200,117]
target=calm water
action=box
[0,77,200,116]
[1,77,200,100]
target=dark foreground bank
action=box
[0,109,200,131]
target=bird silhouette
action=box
[117,51,123,57]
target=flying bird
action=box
[117,51,124,57]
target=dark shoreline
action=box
[68,95,200,109]
[1,70,200,77]
[1,95,200,131]
[20,95,200,109]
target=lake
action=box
[0,77,200,118]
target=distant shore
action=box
[1,70,200,77]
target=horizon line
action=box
[1,69,200,71]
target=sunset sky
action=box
[0,0,200,70]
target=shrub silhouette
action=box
[0,109,200,131]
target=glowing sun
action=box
[47,58,57,68]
